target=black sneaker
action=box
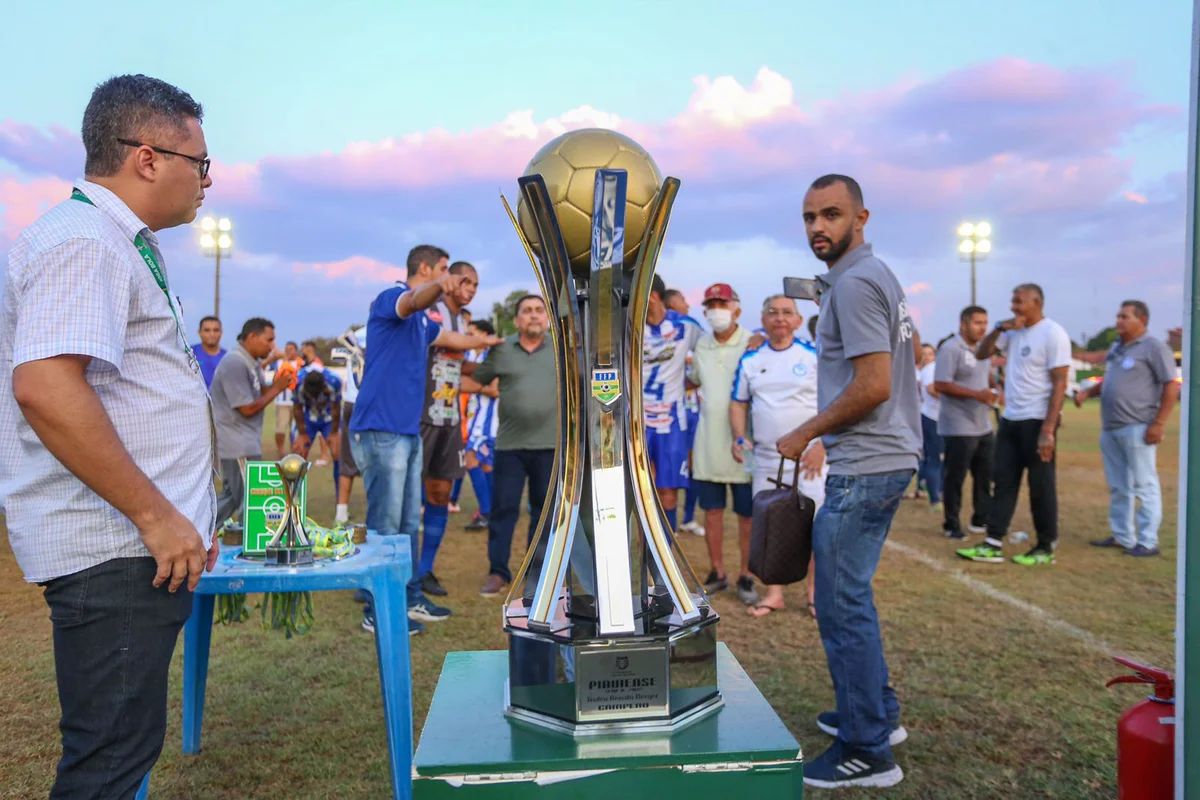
[408,597,452,623]
[364,609,425,636]
[422,572,449,597]
[465,514,488,531]
[816,710,908,746]
[802,742,904,789]
[944,528,966,540]
[702,570,728,594]
[1123,544,1161,557]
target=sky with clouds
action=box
[0,0,1192,347]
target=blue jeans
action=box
[351,430,425,605]
[813,470,913,760]
[919,414,943,504]
[488,449,555,583]
[1100,423,1162,548]
[41,557,193,798]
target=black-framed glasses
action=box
[117,138,210,179]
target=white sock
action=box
[335,504,349,523]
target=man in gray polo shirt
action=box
[776,174,919,790]
[1076,300,1179,556]
[210,318,291,527]
[463,295,557,597]
[933,306,998,540]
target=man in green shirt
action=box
[464,295,557,597]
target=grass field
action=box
[0,404,1180,798]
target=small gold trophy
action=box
[263,454,315,567]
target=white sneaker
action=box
[679,521,705,536]
[967,524,986,534]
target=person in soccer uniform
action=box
[269,341,304,458]
[462,319,499,532]
[293,366,343,486]
[418,261,480,598]
[664,290,703,535]
[643,275,703,531]
[731,294,825,618]
[335,326,365,524]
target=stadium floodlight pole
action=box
[1178,5,1200,797]
[957,221,992,306]
[199,216,234,318]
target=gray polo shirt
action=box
[1099,334,1176,430]
[815,243,921,475]
[471,335,557,451]
[933,334,993,437]
[211,345,266,459]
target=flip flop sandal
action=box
[748,602,785,618]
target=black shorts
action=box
[340,403,359,478]
[421,423,465,482]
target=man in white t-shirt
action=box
[731,294,825,618]
[270,341,303,458]
[958,283,1071,566]
[335,326,365,524]
[917,343,942,512]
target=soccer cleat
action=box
[802,742,904,789]
[816,711,908,746]
[1011,548,1056,566]
[408,597,452,622]
[956,542,1004,563]
[421,572,449,597]
[702,570,729,594]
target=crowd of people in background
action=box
[1,74,1186,795]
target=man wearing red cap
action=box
[688,283,758,603]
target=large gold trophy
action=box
[500,129,721,736]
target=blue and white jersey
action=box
[643,309,703,432]
[732,338,819,449]
[465,347,498,444]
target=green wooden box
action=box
[412,643,802,798]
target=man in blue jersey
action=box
[293,366,343,479]
[349,244,502,635]
[191,315,225,389]
[643,274,703,532]
[461,319,499,532]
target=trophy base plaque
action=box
[264,545,315,567]
[504,592,721,737]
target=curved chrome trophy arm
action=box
[624,177,701,624]
[502,175,585,632]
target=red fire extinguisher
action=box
[1106,656,1175,799]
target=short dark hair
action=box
[1121,300,1150,322]
[238,317,274,341]
[301,340,316,350]
[285,340,298,348]
[809,174,864,208]
[82,74,204,178]
[407,245,450,275]
[461,308,473,319]
[198,315,220,328]
[650,274,666,299]
[663,288,684,303]
[303,370,326,392]
[807,314,819,340]
[449,260,476,276]
[960,305,987,324]
[1013,283,1044,303]
[469,319,496,336]
[515,294,545,315]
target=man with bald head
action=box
[776,174,919,789]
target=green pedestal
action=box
[413,643,802,798]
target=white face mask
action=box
[705,307,734,333]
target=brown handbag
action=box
[748,457,816,585]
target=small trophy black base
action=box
[263,546,315,567]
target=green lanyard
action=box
[70,188,200,375]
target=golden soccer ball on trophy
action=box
[516,128,663,277]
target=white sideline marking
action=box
[883,540,1115,656]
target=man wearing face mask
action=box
[688,284,757,603]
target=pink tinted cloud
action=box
[295,255,405,284]
[0,175,72,241]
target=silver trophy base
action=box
[503,607,721,737]
[263,546,314,567]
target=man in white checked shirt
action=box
[0,75,218,798]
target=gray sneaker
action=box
[735,576,760,605]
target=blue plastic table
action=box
[136,533,414,800]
